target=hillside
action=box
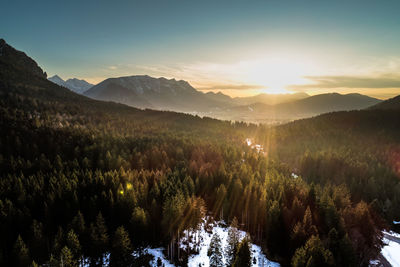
[369,95,400,110]
[221,93,381,123]
[275,92,381,114]
[233,92,309,106]
[0,39,46,79]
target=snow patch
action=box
[381,237,400,267]
[245,138,265,154]
[146,247,175,267]
[180,218,279,267]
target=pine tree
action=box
[71,211,86,236]
[225,217,240,266]
[13,235,30,267]
[89,212,109,265]
[110,226,133,267]
[292,235,334,267]
[208,232,223,267]
[60,246,76,267]
[66,229,82,264]
[232,238,251,267]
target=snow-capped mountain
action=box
[84,75,230,111]
[48,75,93,94]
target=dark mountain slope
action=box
[369,95,400,110]
[0,38,46,78]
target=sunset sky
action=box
[2,0,400,98]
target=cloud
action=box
[289,74,400,90]
[197,84,266,90]
[108,66,118,70]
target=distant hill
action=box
[276,92,381,114]
[369,95,400,110]
[48,75,93,94]
[84,75,229,111]
[203,91,309,106]
[227,93,382,121]
[233,92,309,106]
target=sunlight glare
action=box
[243,56,314,94]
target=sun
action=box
[261,87,292,95]
[242,56,313,94]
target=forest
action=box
[1,43,399,267]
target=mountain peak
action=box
[48,75,93,94]
[49,74,64,82]
[0,39,47,78]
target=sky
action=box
[2,0,400,98]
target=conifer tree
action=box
[89,212,109,265]
[208,232,223,267]
[60,246,75,267]
[13,235,30,267]
[292,235,334,267]
[225,217,240,266]
[110,226,133,267]
[233,238,251,267]
[66,229,82,264]
[71,211,86,236]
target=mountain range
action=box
[84,75,227,111]
[1,37,387,123]
[82,74,382,123]
[48,75,93,94]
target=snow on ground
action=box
[144,217,279,267]
[146,247,175,267]
[80,253,109,267]
[381,237,400,267]
[246,138,252,146]
[384,230,400,239]
[371,231,400,266]
[245,138,265,154]
[180,218,280,267]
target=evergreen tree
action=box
[110,226,133,267]
[71,211,86,236]
[60,246,76,267]
[232,238,251,267]
[13,235,30,267]
[89,212,109,265]
[225,217,240,266]
[292,235,334,267]
[207,232,223,267]
[66,229,82,264]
